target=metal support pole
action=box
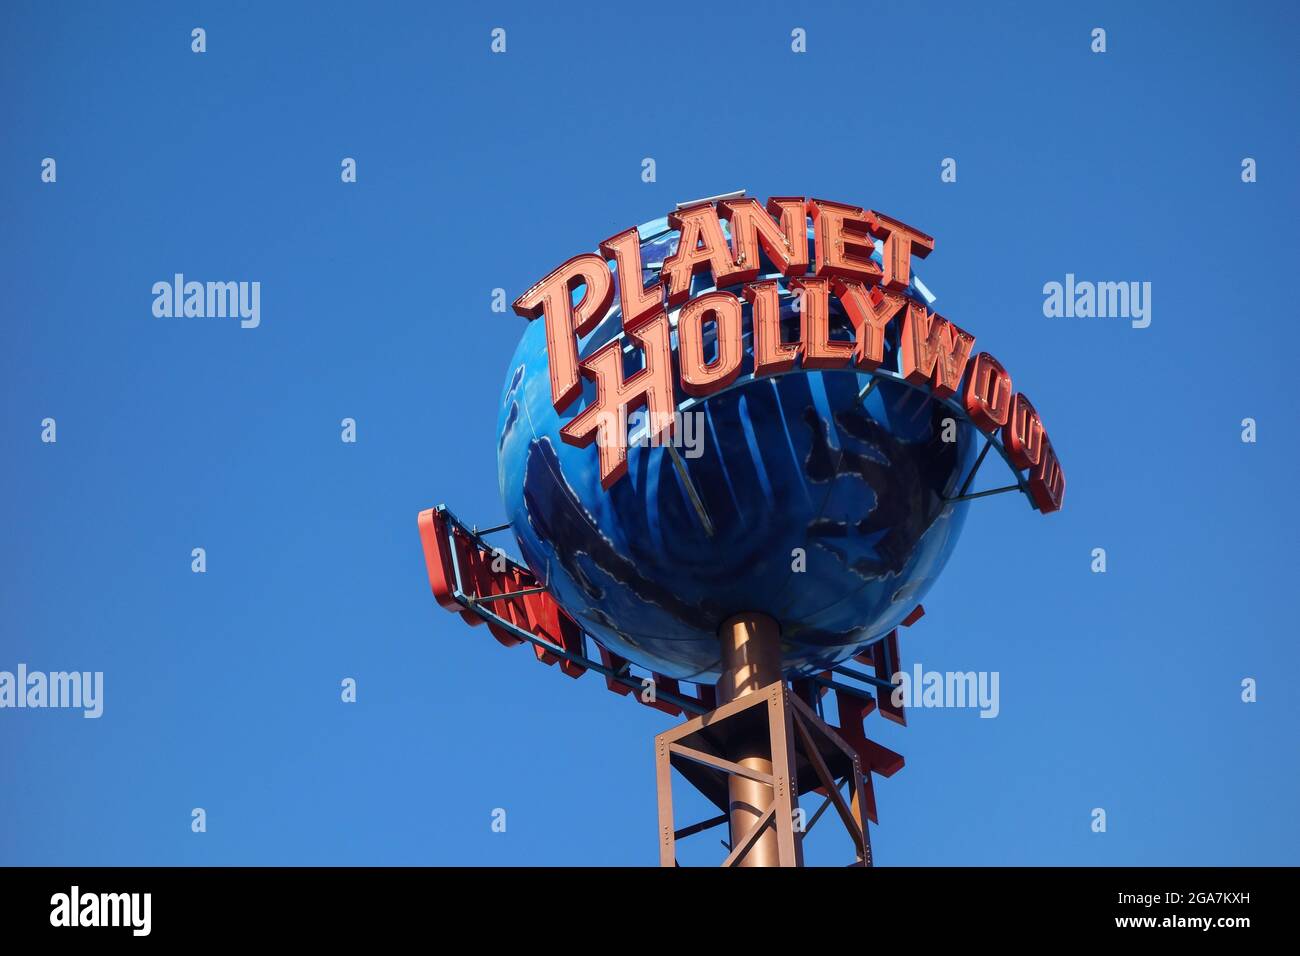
[717,612,784,867]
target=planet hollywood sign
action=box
[512,196,1064,514]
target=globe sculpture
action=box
[497,215,978,683]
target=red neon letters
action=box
[512,197,1065,513]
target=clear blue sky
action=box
[2,0,1296,866]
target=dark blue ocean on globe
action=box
[497,216,977,682]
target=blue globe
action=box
[497,215,976,682]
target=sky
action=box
[1,0,1297,866]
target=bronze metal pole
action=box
[717,611,783,867]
